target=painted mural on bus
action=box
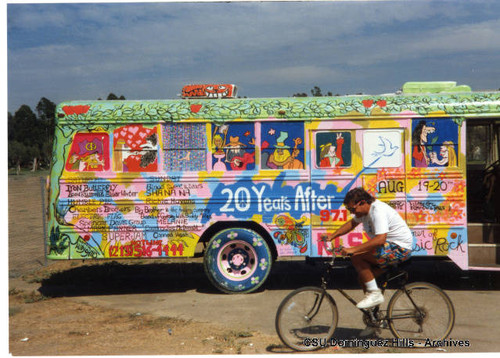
[46,82,500,293]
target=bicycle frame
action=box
[320,250,419,326]
[276,241,455,351]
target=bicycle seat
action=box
[389,259,412,271]
[379,259,411,285]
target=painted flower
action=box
[251,276,260,285]
[212,238,221,249]
[227,231,238,240]
[252,237,263,247]
[259,259,268,271]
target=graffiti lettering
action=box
[377,180,404,194]
[411,240,433,253]
[434,236,466,253]
[75,237,101,258]
[108,231,144,242]
[320,209,348,222]
[417,180,449,192]
[387,201,405,210]
[295,186,336,211]
[316,232,370,256]
[64,183,139,199]
[219,185,337,213]
[108,240,184,257]
[409,201,446,211]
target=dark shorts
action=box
[373,242,411,269]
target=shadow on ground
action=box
[38,257,500,298]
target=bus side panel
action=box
[406,117,468,269]
[309,120,363,256]
[309,119,409,257]
[308,116,468,270]
[56,176,208,260]
[201,120,312,257]
[47,121,211,260]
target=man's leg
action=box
[350,251,384,309]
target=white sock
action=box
[364,279,379,292]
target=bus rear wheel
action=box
[203,227,272,294]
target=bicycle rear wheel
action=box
[387,282,455,346]
[275,286,338,351]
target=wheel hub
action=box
[228,249,249,270]
[218,241,258,281]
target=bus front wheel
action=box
[203,227,272,294]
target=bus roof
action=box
[55,83,500,124]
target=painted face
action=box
[214,135,223,148]
[328,145,337,156]
[421,125,429,143]
[440,145,449,159]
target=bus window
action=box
[315,131,352,168]
[261,121,305,170]
[163,123,207,171]
[211,123,256,171]
[411,118,459,168]
[113,125,158,172]
[363,129,403,168]
[467,124,490,164]
[65,132,110,172]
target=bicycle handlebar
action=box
[319,236,351,257]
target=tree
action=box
[101,93,126,100]
[292,87,334,97]
[8,103,48,171]
[311,86,323,97]
[36,98,56,165]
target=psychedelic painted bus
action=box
[46,82,500,293]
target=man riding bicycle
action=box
[325,187,412,309]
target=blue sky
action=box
[6,0,500,113]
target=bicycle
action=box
[275,242,455,351]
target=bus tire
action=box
[203,227,273,294]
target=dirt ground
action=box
[8,173,298,355]
[10,173,490,355]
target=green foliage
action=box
[7,94,125,170]
[293,86,333,97]
[8,98,56,170]
[48,226,69,256]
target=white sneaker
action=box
[356,290,384,309]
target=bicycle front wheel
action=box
[275,286,338,351]
[387,282,455,346]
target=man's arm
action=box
[326,219,359,241]
[342,233,387,255]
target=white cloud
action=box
[7,1,500,111]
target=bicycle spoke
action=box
[276,287,338,351]
[387,282,455,344]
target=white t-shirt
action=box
[353,200,413,250]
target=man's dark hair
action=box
[343,187,375,205]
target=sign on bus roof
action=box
[182,84,237,99]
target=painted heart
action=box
[139,132,147,138]
[129,126,139,135]
[62,105,90,115]
[376,100,387,107]
[362,100,374,108]
[191,104,202,113]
